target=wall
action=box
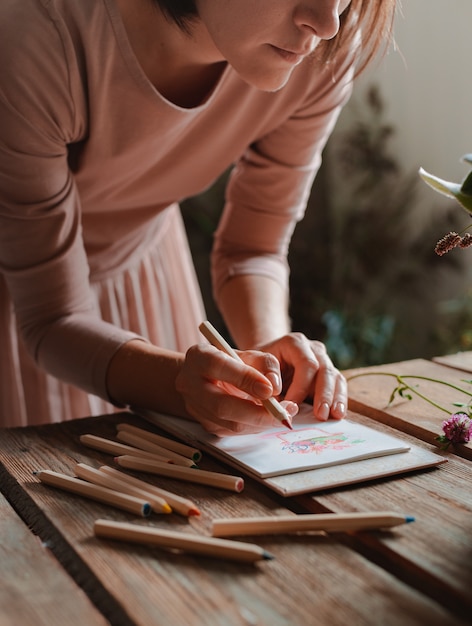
[345,0,472,186]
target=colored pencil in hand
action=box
[199,320,292,430]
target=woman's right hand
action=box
[175,342,298,436]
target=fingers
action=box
[311,350,347,421]
[201,344,279,400]
[233,349,284,396]
[261,334,347,422]
[176,333,346,436]
[300,339,346,421]
[175,344,285,435]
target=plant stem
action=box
[346,371,472,415]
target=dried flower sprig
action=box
[419,154,472,256]
[347,371,472,449]
[434,231,472,256]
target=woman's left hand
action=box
[256,332,347,421]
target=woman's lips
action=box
[270,45,306,65]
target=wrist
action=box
[106,339,188,417]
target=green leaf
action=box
[461,170,472,196]
[387,385,400,406]
[419,167,472,215]
[418,168,461,199]
[435,435,452,450]
[398,385,413,401]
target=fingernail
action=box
[265,372,281,393]
[253,381,271,398]
[285,402,299,418]
[335,402,346,417]
[317,402,330,421]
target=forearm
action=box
[106,339,189,417]
[217,274,291,349]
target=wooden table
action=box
[2,353,472,626]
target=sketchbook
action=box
[139,404,446,496]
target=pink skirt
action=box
[0,205,206,427]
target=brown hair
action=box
[318,0,397,75]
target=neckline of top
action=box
[102,0,231,112]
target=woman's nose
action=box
[294,2,342,40]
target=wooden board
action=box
[433,351,472,373]
[295,448,472,621]
[0,414,463,626]
[344,359,472,459]
[0,489,108,626]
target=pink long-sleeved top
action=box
[0,0,354,426]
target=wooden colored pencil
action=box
[74,463,172,514]
[116,430,197,468]
[99,465,201,517]
[199,320,292,430]
[35,469,151,517]
[115,455,244,493]
[79,434,174,463]
[212,511,416,537]
[94,519,273,562]
[117,422,202,462]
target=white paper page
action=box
[145,404,410,478]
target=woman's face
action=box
[195,0,352,92]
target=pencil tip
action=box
[282,418,293,430]
[190,464,199,469]
[262,550,275,561]
[188,509,201,516]
[405,516,415,523]
[162,505,172,514]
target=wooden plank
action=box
[296,442,472,622]
[0,414,463,626]
[0,489,108,626]
[344,358,472,459]
[433,351,472,373]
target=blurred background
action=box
[182,0,472,369]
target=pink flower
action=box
[439,413,472,446]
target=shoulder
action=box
[0,0,111,141]
[0,0,111,74]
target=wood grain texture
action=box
[0,490,108,626]
[293,416,472,621]
[0,413,463,626]
[345,359,472,459]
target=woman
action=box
[0,0,396,432]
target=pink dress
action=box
[0,0,354,426]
